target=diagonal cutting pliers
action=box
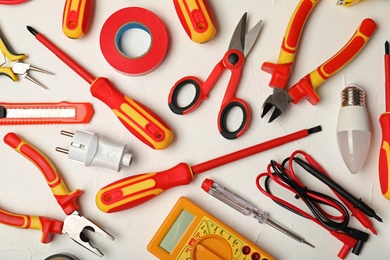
[0,31,51,89]
[0,132,114,257]
[260,0,376,123]
[168,12,262,139]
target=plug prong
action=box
[56,147,69,154]
[60,130,74,137]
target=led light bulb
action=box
[336,85,371,173]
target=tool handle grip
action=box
[261,0,319,89]
[288,18,376,105]
[62,0,93,39]
[96,163,194,213]
[173,0,216,43]
[379,114,390,199]
[3,132,83,215]
[0,32,26,62]
[91,77,173,150]
[0,67,18,81]
[0,209,63,243]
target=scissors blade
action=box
[228,13,247,53]
[244,19,263,57]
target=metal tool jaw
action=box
[62,211,115,257]
[261,88,292,123]
[228,12,263,57]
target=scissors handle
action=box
[218,98,250,139]
[168,76,206,114]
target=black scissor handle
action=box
[218,99,251,140]
[168,76,204,115]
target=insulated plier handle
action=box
[0,132,114,257]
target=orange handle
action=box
[62,0,93,39]
[91,77,173,150]
[379,114,390,199]
[261,0,319,89]
[0,209,62,243]
[96,163,194,213]
[288,18,376,105]
[3,132,83,215]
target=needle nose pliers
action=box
[260,0,376,123]
[0,132,114,257]
[0,31,51,89]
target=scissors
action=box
[168,13,262,139]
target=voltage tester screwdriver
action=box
[27,26,173,150]
[202,178,315,248]
[379,41,390,199]
[96,126,321,213]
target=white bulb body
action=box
[336,106,371,174]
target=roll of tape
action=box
[100,7,169,75]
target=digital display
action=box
[159,209,194,253]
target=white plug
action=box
[56,130,132,171]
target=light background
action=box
[0,0,389,259]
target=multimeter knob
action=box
[191,234,232,260]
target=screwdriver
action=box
[96,126,322,213]
[201,178,315,248]
[379,41,390,200]
[26,26,173,150]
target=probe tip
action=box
[303,240,316,248]
[26,26,38,36]
[374,214,383,223]
[385,41,389,55]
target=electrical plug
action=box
[56,130,133,171]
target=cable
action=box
[0,0,28,4]
[255,150,379,259]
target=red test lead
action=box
[26,26,173,150]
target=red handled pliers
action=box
[168,13,262,139]
[0,132,114,257]
[260,0,376,122]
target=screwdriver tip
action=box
[26,26,38,36]
[385,41,389,55]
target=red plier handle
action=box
[4,132,83,215]
[168,49,250,139]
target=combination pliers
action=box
[0,132,114,257]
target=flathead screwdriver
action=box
[201,178,315,248]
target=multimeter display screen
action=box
[160,209,194,253]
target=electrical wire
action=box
[255,150,377,258]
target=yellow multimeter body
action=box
[147,197,275,260]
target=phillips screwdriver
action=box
[96,125,322,213]
[26,26,173,150]
[379,41,390,200]
[201,178,315,248]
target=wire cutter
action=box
[0,132,114,257]
[0,31,51,89]
[260,0,376,123]
[168,13,262,139]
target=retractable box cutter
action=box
[0,101,93,125]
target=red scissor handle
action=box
[168,49,250,139]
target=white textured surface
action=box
[0,0,389,259]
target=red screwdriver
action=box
[96,126,322,213]
[379,41,390,199]
[27,26,173,150]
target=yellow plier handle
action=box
[0,32,26,62]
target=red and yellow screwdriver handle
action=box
[288,18,377,105]
[96,163,194,213]
[173,0,216,43]
[261,0,319,90]
[62,0,93,39]
[4,132,83,215]
[379,115,390,199]
[90,77,174,150]
[0,209,63,243]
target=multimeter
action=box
[148,197,275,260]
